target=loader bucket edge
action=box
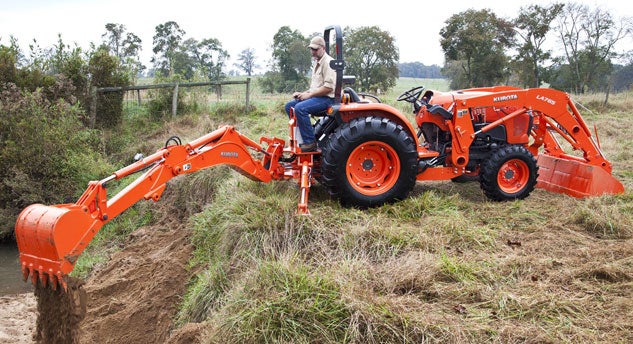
[536,154,624,198]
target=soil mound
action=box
[77,225,193,344]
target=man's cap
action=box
[308,36,325,49]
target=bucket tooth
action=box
[38,269,48,288]
[50,275,59,291]
[31,269,39,287]
[21,263,30,282]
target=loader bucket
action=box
[536,155,624,198]
[15,203,102,291]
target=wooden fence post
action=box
[90,86,97,128]
[246,78,250,110]
[172,83,179,117]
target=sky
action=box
[1,0,631,73]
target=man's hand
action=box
[294,91,310,101]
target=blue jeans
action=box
[285,96,334,144]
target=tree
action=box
[102,23,143,78]
[513,3,564,88]
[554,3,632,93]
[344,26,399,92]
[190,38,229,81]
[440,9,515,89]
[612,62,633,92]
[0,39,19,84]
[398,62,444,79]
[235,48,258,76]
[260,26,309,93]
[89,46,131,128]
[178,37,228,81]
[152,21,186,77]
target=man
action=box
[284,35,336,152]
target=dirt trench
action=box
[27,223,201,344]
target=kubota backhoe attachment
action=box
[15,125,294,291]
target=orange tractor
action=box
[15,25,624,291]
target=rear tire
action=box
[321,117,418,208]
[480,145,538,201]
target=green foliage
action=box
[235,48,258,76]
[512,3,564,88]
[151,21,228,81]
[0,83,112,239]
[101,23,145,79]
[52,38,90,106]
[553,3,625,93]
[0,44,19,85]
[175,261,230,324]
[152,21,186,78]
[259,26,310,93]
[189,37,229,81]
[258,70,308,93]
[398,62,444,79]
[344,26,399,93]
[90,47,131,128]
[145,76,188,121]
[440,9,515,88]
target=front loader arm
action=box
[454,88,624,197]
[15,125,275,291]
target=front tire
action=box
[480,145,538,201]
[321,117,418,208]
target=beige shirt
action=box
[309,53,336,98]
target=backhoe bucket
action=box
[536,155,624,198]
[15,203,101,291]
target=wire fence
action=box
[91,79,253,121]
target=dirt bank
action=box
[77,225,195,344]
[1,223,198,344]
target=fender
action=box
[336,101,420,146]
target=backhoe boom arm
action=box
[15,125,276,290]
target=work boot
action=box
[299,142,317,152]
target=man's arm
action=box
[294,85,333,100]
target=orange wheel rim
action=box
[497,158,529,194]
[346,141,400,196]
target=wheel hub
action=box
[362,159,374,170]
[346,141,401,196]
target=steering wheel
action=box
[396,85,426,103]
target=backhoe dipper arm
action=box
[15,125,274,291]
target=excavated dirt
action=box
[34,277,86,344]
[2,223,198,344]
[77,225,195,344]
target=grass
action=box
[78,79,633,343]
